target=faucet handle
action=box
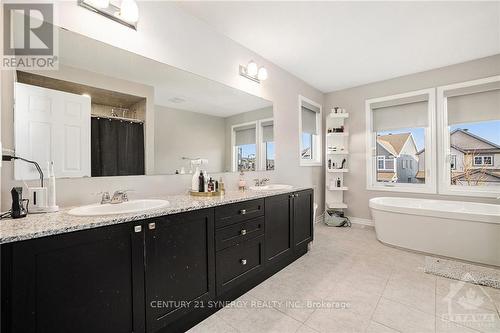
[99,191,111,204]
[253,179,260,186]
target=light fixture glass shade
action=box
[247,61,258,77]
[257,67,268,81]
[119,0,139,23]
[86,0,110,9]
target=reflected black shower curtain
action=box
[91,117,145,177]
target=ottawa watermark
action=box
[2,2,58,70]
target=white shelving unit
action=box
[325,110,349,212]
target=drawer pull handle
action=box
[240,229,247,235]
[240,209,247,215]
[134,226,142,233]
[148,222,156,230]
[240,259,247,265]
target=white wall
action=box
[324,54,500,220]
[0,1,324,209]
[154,105,226,174]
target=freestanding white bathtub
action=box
[369,197,500,267]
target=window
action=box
[260,119,275,171]
[366,88,436,192]
[438,76,500,196]
[233,124,257,172]
[299,95,322,166]
[450,155,457,170]
[473,155,493,166]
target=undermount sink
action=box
[249,184,294,191]
[67,199,170,217]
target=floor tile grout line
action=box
[369,265,393,322]
[371,319,403,333]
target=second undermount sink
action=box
[67,199,170,217]
[249,184,294,191]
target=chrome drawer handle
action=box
[240,209,247,215]
[134,225,142,233]
[148,222,156,230]
[240,229,247,235]
[240,259,247,265]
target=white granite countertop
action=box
[0,187,309,244]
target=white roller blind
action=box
[302,106,318,135]
[447,89,500,125]
[262,121,274,142]
[234,125,256,146]
[372,95,429,132]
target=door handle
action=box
[148,222,156,230]
[239,209,247,215]
[240,259,247,265]
[134,225,142,233]
[240,229,247,235]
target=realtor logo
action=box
[2,3,58,69]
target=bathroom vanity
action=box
[0,188,313,333]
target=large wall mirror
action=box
[9,28,274,180]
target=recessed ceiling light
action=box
[169,97,186,103]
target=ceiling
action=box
[58,29,272,117]
[178,1,500,93]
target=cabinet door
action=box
[145,209,215,333]
[5,222,145,333]
[264,193,293,265]
[293,190,314,249]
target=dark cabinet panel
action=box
[216,235,264,295]
[5,222,145,333]
[264,193,293,265]
[293,190,314,249]
[214,199,264,228]
[145,209,215,333]
[215,216,264,251]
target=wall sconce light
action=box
[239,60,268,83]
[78,0,139,30]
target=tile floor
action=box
[189,223,500,333]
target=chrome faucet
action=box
[253,178,270,186]
[100,192,111,204]
[110,190,130,204]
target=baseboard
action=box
[347,216,374,227]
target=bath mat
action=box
[425,256,500,289]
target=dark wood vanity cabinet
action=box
[0,190,313,333]
[145,209,215,333]
[1,221,146,333]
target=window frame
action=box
[473,155,493,166]
[365,88,436,193]
[437,75,500,198]
[298,95,322,167]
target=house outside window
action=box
[438,76,500,195]
[366,88,436,192]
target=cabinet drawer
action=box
[215,199,264,228]
[215,216,264,251]
[216,235,264,295]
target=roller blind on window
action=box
[302,105,319,135]
[234,125,256,146]
[447,89,500,125]
[262,121,274,142]
[372,94,429,132]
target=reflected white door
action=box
[14,82,91,180]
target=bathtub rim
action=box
[369,197,499,224]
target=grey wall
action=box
[324,54,500,220]
[154,105,227,174]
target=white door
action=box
[14,82,91,180]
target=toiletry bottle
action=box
[204,175,208,192]
[192,166,200,191]
[328,159,332,170]
[336,177,341,188]
[208,178,214,192]
[238,171,246,190]
[198,171,205,192]
[219,177,225,195]
[47,161,58,212]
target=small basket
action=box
[189,191,223,197]
[324,210,351,227]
